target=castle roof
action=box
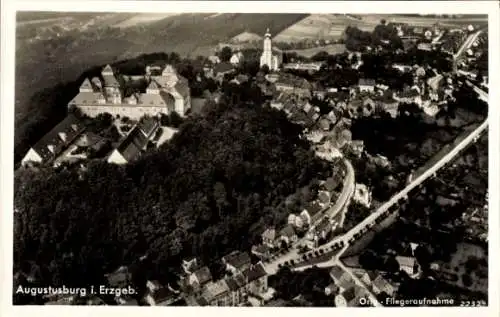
[80,78,93,91]
[30,114,85,163]
[102,64,114,75]
[147,80,160,90]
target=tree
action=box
[260,64,270,74]
[219,46,232,62]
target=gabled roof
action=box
[330,266,345,281]
[113,125,150,163]
[306,201,323,216]
[193,266,213,285]
[222,251,251,271]
[225,273,246,291]
[243,263,267,282]
[214,62,235,75]
[147,80,160,90]
[102,64,114,75]
[339,286,357,303]
[372,275,393,291]
[252,244,270,255]
[202,280,230,301]
[362,270,379,282]
[80,78,93,91]
[102,74,120,88]
[31,114,85,163]
[396,255,417,268]
[149,287,174,304]
[359,78,375,86]
[323,177,340,192]
[138,116,160,137]
[262,228,276,240]
[279,224,296,238]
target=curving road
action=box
[263,158,355,275]
[321,117,488,254]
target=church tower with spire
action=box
[260,28,279,71]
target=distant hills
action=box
[15,13,307,158]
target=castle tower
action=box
[260,28,278,71]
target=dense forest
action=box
[14,92,332,293]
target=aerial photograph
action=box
[12,11,488,307]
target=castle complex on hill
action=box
[68,64,191,119]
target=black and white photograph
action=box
[1,0,498,315]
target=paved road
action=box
[465,80,488,102]
[266,116,487,275]
[289,115,488,269]
[453,30,483,61]
[337,118,488,249]
[263,159,355,275]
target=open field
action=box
[362,14,488,28]
[113,13,181,28]
[274,14,376,42]
[274,14,488,42]
[286,44,347,58]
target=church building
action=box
[260,28,281,71]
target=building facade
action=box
[260,29,280,71]
[69,64,191,119]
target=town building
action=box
[213,62,236,83]
[358,78,376,93]
[188,266,213,290]
[394,87,422,105]
[230,51,244,65]
[182,257,200,275]
[299,201,324,226]
[283,62,324,72]
[197,262,268,307]
[260,28,280,71]
[21,114,85,166]
[324,283,340,296]
[274,73,312,98]
[372,275,396,296]
[243,262,268,295]
[251,244,272,261]
[261,228,276,247]
[277,224,298,246]
[201,279,232,306]
[356,270,379,286]
[144,280,178,306]
[69,64,191,119]
[329,266,355,292]
[353,183,372,208]
[396,256,420,276]
[222,251,252,274]
[334,285,367,307]
[107,116,160,164]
